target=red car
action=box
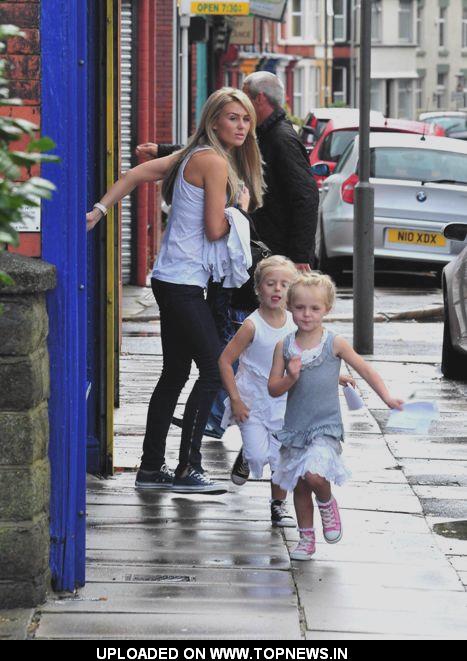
[309,116,446,188]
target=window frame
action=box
[398,0,414,44]
[333,0,346,42]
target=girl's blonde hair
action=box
[254,255,298,297]
[287,272,336,310]
[162,88,265,210]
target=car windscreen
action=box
[319,129,357,162]
[370,147,467,184]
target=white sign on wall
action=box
[12,204,41,233]
[249,0,288,22]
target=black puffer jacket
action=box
[253,109,319,265]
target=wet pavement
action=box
[30,278,467,640]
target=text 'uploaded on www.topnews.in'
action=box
[96,648,349,661]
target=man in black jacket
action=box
[243,71,319,271]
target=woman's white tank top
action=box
[152,147,212,287]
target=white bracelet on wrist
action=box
[93,202,108,216]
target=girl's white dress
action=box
[222,309,296,479]
[273,329,351,492]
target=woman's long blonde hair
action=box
[162,87,265,210]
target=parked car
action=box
[441,222,467,379]
[299,107,385,149]
[309,116,445,189]
[419,111,467,137]
[315,133,467,279]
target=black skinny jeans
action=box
[140,279,222,475]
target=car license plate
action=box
[387,229,446,247]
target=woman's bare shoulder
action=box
[190,149,227,171]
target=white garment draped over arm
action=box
[202,207,252,288]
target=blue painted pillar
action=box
[41,0,88,591]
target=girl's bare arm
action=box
[87,152,180,230]
[268,341,300,398]
[218,320,255,423]
[334,336,403,409]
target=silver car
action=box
[441,222,467,379]
[315,133,467,279]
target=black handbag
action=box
[231,211,272,312]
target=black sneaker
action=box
[230,449,250,486]
[172,468,227,494]
[135,464,174,490]
[171,416,223,439]
[271,500,296,528]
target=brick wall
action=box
[155,0,173,143]
[0,0,41,257]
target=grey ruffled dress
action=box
[272,328,351,492]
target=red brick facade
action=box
[0,0,41,256]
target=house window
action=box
[310,66,321,108]
[333,0,346,41]
[398,79,413,118]
[438,6,446,48]
[371,1,382,43]
[312,0,321,41]
[415,77,424,111]
[333,67,347,104]
[436,72,447,109]
[370,79,384,113]
[462,7,467,48]
[416,1,423,47]
[291,0,303,38]
[399,0,413,43]
[293,67,304,118]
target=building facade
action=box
[415,0,467,114]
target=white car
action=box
[315,133,467,279]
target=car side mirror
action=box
[302,125,316,135]
[443,223,467,242]
[311,162,330,177]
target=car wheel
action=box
[441,288,467,380]
[317,219,344,282]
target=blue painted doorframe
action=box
[41,0,88,591]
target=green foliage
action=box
[0,24,59,285]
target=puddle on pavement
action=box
[433,520,467,540]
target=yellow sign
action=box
[387,229,446,247]
[190,2,250,15]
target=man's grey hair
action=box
[243,71,285,109]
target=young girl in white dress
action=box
[219,256,298,527]
[269,273,404,559]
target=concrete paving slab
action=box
[84,565,294,588]
[305,630,458,640]
[299,603,467,638]
[42,584,297,613]
[0,608,34,640]
[291,558,463,592]
[401,458,467,487]
[34,610,301,640]
[386,436,467,461]
[87,548,291,570]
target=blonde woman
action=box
[87,88,265,493]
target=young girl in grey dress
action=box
[268,273,404,560]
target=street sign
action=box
[249,0,287,21]
[190,2,250,15]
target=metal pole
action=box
[353,0,374,354]
[180,14,190,145]
[324,0,328,107]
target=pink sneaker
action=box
[317,496,342,543]
[290,530,316,561]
